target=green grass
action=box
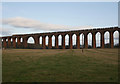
[2,49,118,82]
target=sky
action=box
[1,2,119,46]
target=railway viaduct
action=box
[0,27,120,49]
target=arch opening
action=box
[96,32,101,48]
[80,33,84,48]
[72,34,76,48]
[45,36,49,48]
[27,37,35,49]
[11,38,13,42]
[58,35,62,48]
[113,30,119,48]
[87,33,92,48]
[11,38,13,46]
[15,38,17,42]
[52,35,55,47]
[39,36,42,47]
[27,37,35,44]
[104,31,110,48]
[20,38,23,42]
[65,34,69,48]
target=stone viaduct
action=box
[0,27,120,49]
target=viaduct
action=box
[0,27,120,49]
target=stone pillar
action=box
[62,35,65,49]
[8,37,11,47]
[69,34,72,49]
[76,34,80,49]
[13,37,16,48]
[34,36,39,45]
[17,37,21,47]
[23,37,27,48]
[93,33,96,48]
[101,32,104,48]
[85,33,88,48]
[110,31,114,48]
[3,38,7,48]
[55,35,58,49]
[48,35,52,49]
[42,36,46,49]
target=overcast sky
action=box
[1,2,118,36]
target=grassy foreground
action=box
[2,49,118,82]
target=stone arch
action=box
[87,33,92,48]
[15,38,17,42]
[96,32,101,48]
[104,31,110,48]
[39,36,42,46]
[65,34,69,46]
[72,34,76,47]
[80,33,84,48]
[113,30,119,47]
[27,37,35,44]
[10,38,13,46]
[58,34,62,46]
[45,36,49,46]
[20,37,23,42]
[52,35,55,47]
[11,38,13,42]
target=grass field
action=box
[2,49,118,82]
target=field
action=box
[2,49,118,82]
